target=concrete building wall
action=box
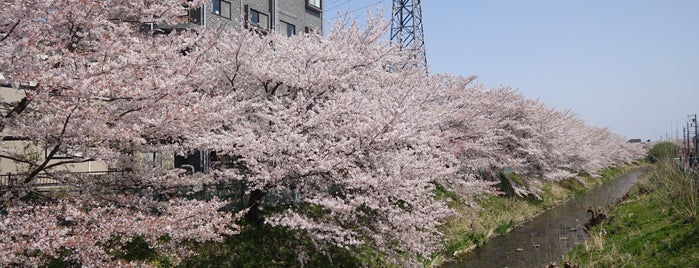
[199,0,323,35]
[0,86,109,177]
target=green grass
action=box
[558,177,587,195]
[494,219,515,235]
[565,160,699,267]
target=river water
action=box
[445,170,643,268]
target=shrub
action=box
[646,142,679,163]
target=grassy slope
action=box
[565,161,699,267]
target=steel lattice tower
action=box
[390,0,427,71]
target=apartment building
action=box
[188,0,323,36]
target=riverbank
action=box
[431,163,644,266]
[563,160,699,266]
[105,163,645,267]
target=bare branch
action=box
[0,153,38,167]
[0,19,21,43]
[23,104,79,183]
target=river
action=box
[444,170,644,268]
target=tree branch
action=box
[118,107,143,117]
[42,158,95,171]
[1,136,30,141]
[0,97,31,132]
[0,153,38,167]
[0,19,21,43]
[23,104,79,184]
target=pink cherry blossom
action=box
[0,1,644,266]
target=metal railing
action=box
[0,170,306,213]
[0,170,129,186]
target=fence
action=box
[0,170,303,213]
[0,170,129,189]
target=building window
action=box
[279,21,296,37]
[249,9,269,30]
[213,0,231,19]
[307,0,321,10]
[188,6,204,25]
[287,23,296,37]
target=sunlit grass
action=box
[565,160,699,267]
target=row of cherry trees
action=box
[0,0,643,266]
[440,80,642,197]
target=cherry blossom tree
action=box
[0,1,644,266]
[195,18,479,263]
[439,75,643,197]
[0,0,241,266]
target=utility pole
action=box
[689,122,693,162]
[688,114,699,166]
[688,122,692,160]
[390,0,427,71]
[693,114,698,166]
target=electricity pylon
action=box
[390,0,427,71]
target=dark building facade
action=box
[189,0,323,36]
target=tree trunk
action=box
[245,189,264,225]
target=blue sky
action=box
[323,0,699,141]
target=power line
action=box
[325,0,351,12]
[324,0,344,5]
[325,0,348,5]
[325,0,349,7]
[326,0,389,21]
